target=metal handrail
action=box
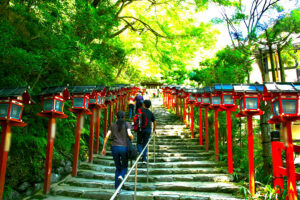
[110,132,156,200]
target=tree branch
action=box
[108,21,136,38]
[118,16,170,38]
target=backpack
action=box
[125,123,137,161]
[133,108,147,132]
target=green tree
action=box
[190,46,251,85]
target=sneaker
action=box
[142,161,147,165]
[118,176,123,185]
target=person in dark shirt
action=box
[102,111,133,189]
[134,92,144,113]
[137,100,156,164]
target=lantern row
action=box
[161,82,300,199]
[0,84,140,200]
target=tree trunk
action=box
[268,44,277,82]
[256,49,270,82]
[259,101,272,177]
[277,47,286,82]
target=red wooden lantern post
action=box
[0,87,32,200]
[164,86,168,108]
[215,84,237,174]
[123,87,127,112]
[186,96,190,128]
[89,85,107,159]
[233,84,264,196]
[173,87,180,116]
[195,89,203,145]
[186,88,197,138]
[166,87,170,109]
[171,87,176,112]
[183,88,191,129]
[200,87,211,152]
[94,86,106,154]
[182,90,188,125]
[166,86,170,109]
[112,88,118,121]
[209,87,223,161]
[108,87,115,127]
[68,86,94,177]
[37,87,70,194]
[162,86,166,107]
[179,93,183,119]
[112,88,118,116]
[263,82,300,199]
[178,89,185,120]
[103,91,112,139]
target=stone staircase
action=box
[28,98,242,200]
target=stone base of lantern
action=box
[37,112,68,119]
[268,115,300,124]
[68,108,92,115]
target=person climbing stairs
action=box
[28,98,242,200]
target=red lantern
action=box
[69,86,94,177]
[214,84,236,174]
[233,84,264,117]
[263,82,300,199]
[195,89,202,107]
[233,84,264,196]
[263,82,300,123]
[39,87,70,118]
[0,88,31,124]
[214,84,237,112]
[201,87,212,108]
[37,87,70,194]
[0,87,32,199]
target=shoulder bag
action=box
[125,122,137,160]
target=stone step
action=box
[51,185,242,200]
[31,103,242,200]
[64,177,239,192]
[154,144,204,150]
[127,138,200,144]
[103,149,206,155]
[149,140,200,145]
[123,141,202,148]
[156,125,186,128]
[79,163,225,175]
[30,195,91,200]
[93,155,211,162]
[77,170,233,183]
[103,151,214,158]
[150,136,197,140]
[90,159,224,168]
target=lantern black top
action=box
[95,85,106,92]
[197,88,204,94]
[204,87,214,94]
[40,86,70,100]
[112,84,125,89]
[233,84,264,93]
[189,88,197,94]
[0,87,32,104]
[264,82,300,93]
[214,84,234,92]
[68,85,96,94]
[196,88,202,94]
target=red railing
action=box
[272,139,299,199]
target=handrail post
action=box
[147,144,149,183]
[154,134,156,163]
[110,135,154,200]
[134,163,138,200]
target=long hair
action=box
[116,111,125,132]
